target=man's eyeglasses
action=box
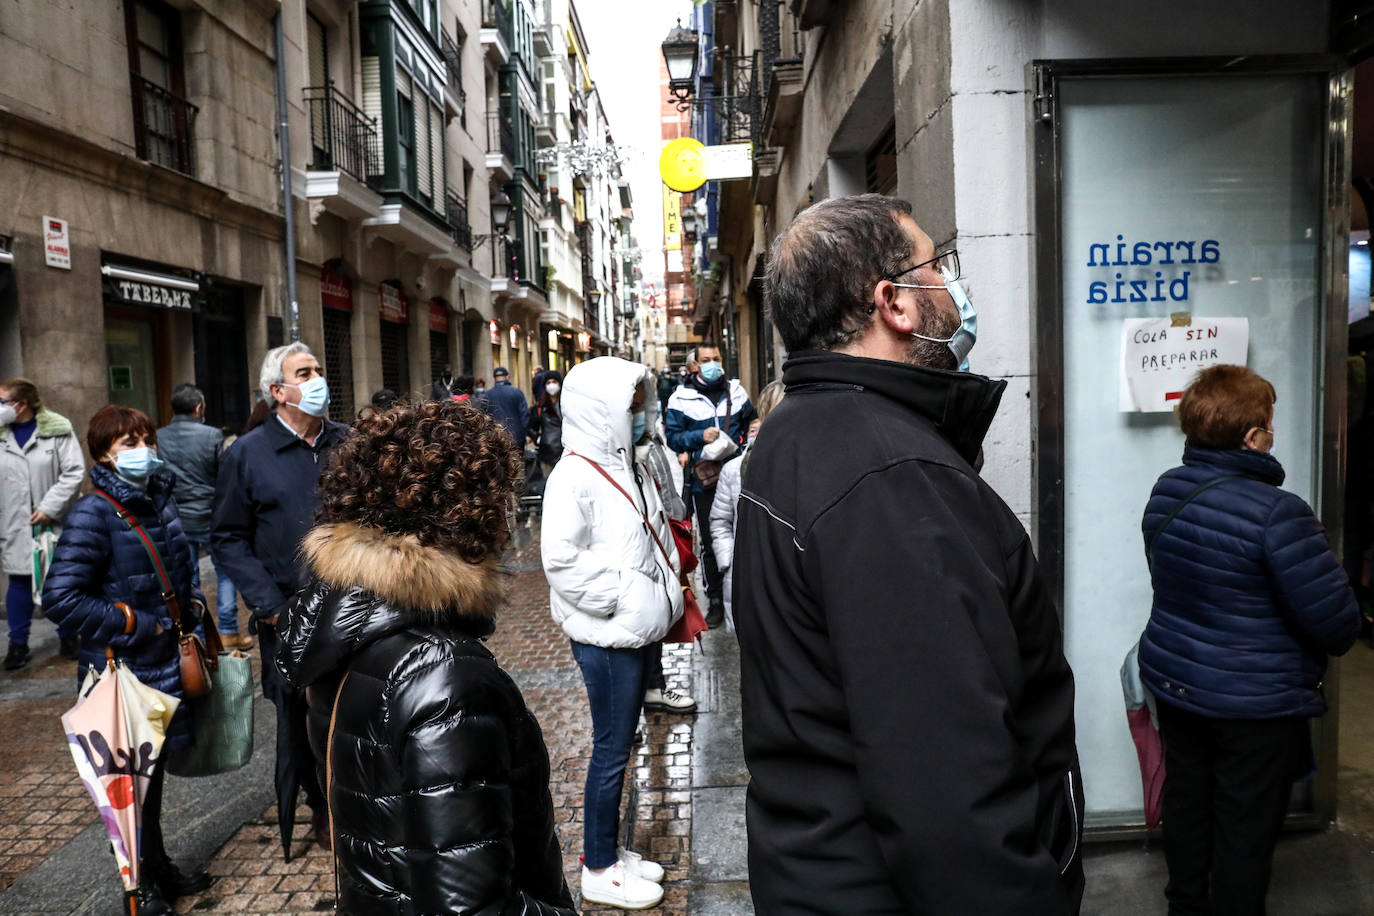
[887,249,960,283]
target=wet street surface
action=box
[0,517,754,915]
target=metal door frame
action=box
[1031,55,1352,831]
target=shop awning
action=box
[101,263,203,311]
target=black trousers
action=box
[644,642,666,691]
[141,759,168,867]
[692,487,724,606]
[1157,702,1309,916]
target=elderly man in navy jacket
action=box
[212,342,348,853]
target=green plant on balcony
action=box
[545,264,557,288]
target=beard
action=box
[905,287,960,371]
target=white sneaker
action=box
[618,845,666,883]
[644,687,697,713]
[581,861,663,909]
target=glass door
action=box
[105,316,159,420]
[1034,64,1347,829]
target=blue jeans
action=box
[570,640,655,868]
[186,533,239,634]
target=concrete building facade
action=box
[0,0,637,435]
[700,0,1361,831]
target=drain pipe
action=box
[274,12,300,341]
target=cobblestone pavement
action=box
[0,517,700,914]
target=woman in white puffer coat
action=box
[541,356,682,910]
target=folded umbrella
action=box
[61,659,179,915]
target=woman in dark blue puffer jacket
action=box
[42,405,212,914]
[1138,365,1359,916]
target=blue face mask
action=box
[112,446,163,480]
[699,361,725,383]
[632,412,647,443]
[899,268,977,371]
[283,376,330,417]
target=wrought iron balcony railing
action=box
[304,83,381,185]
[441,31,466,104]
[130,74,198,176]
[446,191,472,252]
[486,110,515,161]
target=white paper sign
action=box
[43,215,70,269]
[703,142,753,180]
[1118,316,1249,412]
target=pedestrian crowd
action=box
[0,192,1360,915]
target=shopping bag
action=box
[1121,640,1165,829]
[31,524,57,613]
[166,651,255,778]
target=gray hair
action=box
[765,194,914,352]
[260,341,314,400]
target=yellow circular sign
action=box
[659,137,707,192]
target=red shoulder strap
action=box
[567,452,677,573]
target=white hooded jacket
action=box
[541,357,684,648]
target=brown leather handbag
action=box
[691,390,733,489]
[93,491,222,698]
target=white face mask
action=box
[545,382,561,396]
[0,404,16,425]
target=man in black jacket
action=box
[735,194,1083,913]
[211,342,348,853]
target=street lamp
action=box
[662,21,699,107]
[588,288,602,307]
[681,208,698,243]
[472,191,513,250]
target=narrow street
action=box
[0,515,754,915]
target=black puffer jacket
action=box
[277,522,576,915]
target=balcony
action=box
[535,110,556,147]
[763,58,805,147]
[446,191,472,252]
[790,0,837,29]
[441,31,466,123]
[304,83,384,222]
[485,110,514,181]
[130,73,197,177]
[481,0,511,67]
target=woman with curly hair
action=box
[277,399,576,915]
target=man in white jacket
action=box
[541,357,683,910]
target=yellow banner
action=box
[663,186,681,251]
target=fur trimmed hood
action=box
[302,522,505,618]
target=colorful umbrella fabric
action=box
[61,661,179,911]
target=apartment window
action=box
[308,14,328,88]
[125,0,196,175]
[865,121,897,195]
[397,88,415,195]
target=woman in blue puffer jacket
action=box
[42,405,212,914]
[1138,365,1359,916]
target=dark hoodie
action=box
[734,351,1083,914]
[277,522,575,915]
